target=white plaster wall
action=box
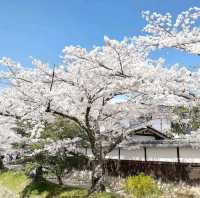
[146,147,178,162]
[76,147,85,154]
[86,146,200,164]
[180,147,200,163]
[105,149,119,160]
[86,148,94,158]
[119,148,145,161]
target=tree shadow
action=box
[20,178,88,198]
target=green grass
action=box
[89,192,119,198]
[0,170,120,198]
[0,170,30,194]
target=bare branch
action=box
[46,65,56,112]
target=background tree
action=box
[13,116,88,184]
[170,106,200,134]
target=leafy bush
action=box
[124,173,162,198]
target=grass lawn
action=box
[0,170,120,198]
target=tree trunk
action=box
[0,156,4,170]
[56,175,63,185]
[34,166,43,181]
[90,160,106,193]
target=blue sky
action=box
[0,0,200,68]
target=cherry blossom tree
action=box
[0,36,194,192]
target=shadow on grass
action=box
[20,179,88,198]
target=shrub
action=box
[124,173,162,198]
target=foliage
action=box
[124,173,162,198]
[23,152,88,181]
[13,116,88,146]
[41,117,87,142]
[171,106,200,134]
[11,119,34,138]
[13,117,88,184]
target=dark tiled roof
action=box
[131,126,171,140]
[121,139,200,149]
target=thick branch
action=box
[104,134,123,155]
[0,112,20,119]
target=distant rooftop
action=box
[120,139,200,149]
